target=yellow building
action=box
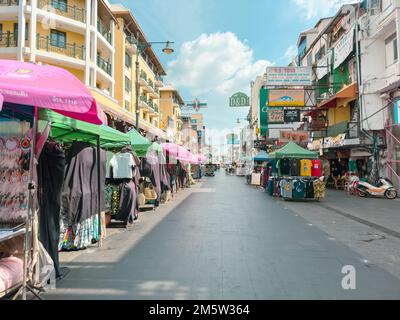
[0,0,170,140]
[159,86,184,144]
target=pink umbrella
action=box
[0,59,105,125]
[0,93,3,112]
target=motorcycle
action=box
[355,178,398,200]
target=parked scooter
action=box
[355,178,398,200]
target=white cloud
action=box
[167,32,273,96]
[291,0,357,21]
[283,45,297,62]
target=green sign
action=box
[259,88,269,137]
[229,92,250,107]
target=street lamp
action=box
[133,36,175,130]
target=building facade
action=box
[0,0,171,140]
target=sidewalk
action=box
[59,180,205,265]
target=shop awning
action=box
[253,150,269,162]
[102,127,152,156]
[270,141,319,159]
[312,82,358,111]
[39,109,130,147]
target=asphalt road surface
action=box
[44,172,400,300]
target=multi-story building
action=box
[111,3,167,140]
[159,86,185,144]
[0,1,170,140]
[358,0,400,190]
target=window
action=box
[125,76,131,93]
[50,29,66,48]
[52,0,68,12]
[385,32,398,67]
[125,51,131,69]
[315,45,326,62]
[307,53,312,66]
[13,23,29,41]
[125,100,130,111]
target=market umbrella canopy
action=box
[253,150,269,161]
[270,141,319,159]
[0,59,105,125]
[0,93,3,112]
[38,109,129,146]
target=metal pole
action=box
[22,105,38,300]
[96,135,102,248]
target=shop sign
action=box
[316,52,331,80]
[279,131,309,144]
[268,89,305,107]
[268,109,284,124]
[259,88,269,137]
[229,92,250,107]
[284,109,301,122]
[324,133,346,148]
[266,67,312,86]
[394,100,400,125]
[308,139,322,151]
[333,27,354,69]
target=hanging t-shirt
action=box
[300,159,312,177]
[305,180,315,198]
[285,181,293,199]
[279,179,287,197]
[105,151,115,179]
[291,159,300,176]
[292,180,306,199]
[276,160,282,176]
[280,158,291,176]
[311,160,322,177]
[110,153,136,179]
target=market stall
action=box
[267,142,325,201]
[0,59,105,299]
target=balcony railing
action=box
[140,95,149,105]
[38,0,86,23]
[125,34,137,46]
[148,79,154,90]
[36,34,85,60]
[0,32,18,47]
[97,20,112,44]
[140,70,147,81]
[153,103,159,113]
[97,55,112,76]
[0,0,19,5]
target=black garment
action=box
[38,142,66,278]
[305,180,315,199]
[291,159,300,176]
[140,150,162,203]
[280,158,291,176]
[62,141,106,225]
[115,181,137,224]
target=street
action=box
[43,172,400,300]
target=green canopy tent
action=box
[102,128,152,156]
[270,141,319,159]
[38,109,130,147]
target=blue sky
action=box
[115,0,344,131]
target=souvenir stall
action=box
[0,59,104,299]
[252,150,271,187]
[38,109,131,253]
[191,155,206,179]
[267,142,325,201]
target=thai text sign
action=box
[280,131,309,144]
[333,27,354,69]
[268,109,284,124]
[229,92,250,107]
[268,89,305,107]
[266,67,312,86]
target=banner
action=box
[316,52,331,80]
[333,27,354,69]
[280,131,309,144]
[268,89,305,107]
[266,67,312,86]
[284,109,301,122]
[268,109,284,124]
[259,88,269,137]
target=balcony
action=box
[139,94,150,109]
[36,34,85,60]
[37,0,86,24]
[97,54,112,76]
[0,32,17,48]
[125,34,137,55]
[155,75,163,87]
[97,20,112,44]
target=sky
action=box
[115,0,349,133]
